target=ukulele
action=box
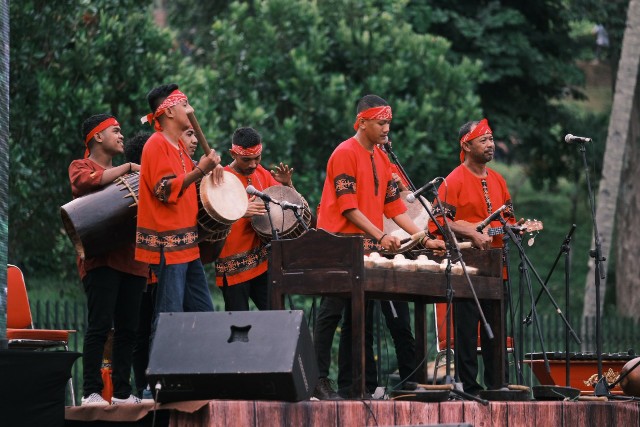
[484,219,544,246]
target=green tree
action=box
[9,0,187,276]
[167,0,483,207]
[407,0,598,188]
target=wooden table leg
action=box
[414,302,427,384]
[489,298,507,388]
[351,290,365,398]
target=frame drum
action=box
[380,190,431,255]
[60,172,140,259]
[251,186,312,242]
[197,171,248,262]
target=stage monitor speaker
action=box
[147,310,318,403]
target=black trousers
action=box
[313,297,417,397]
[454,298,507,394]
[132,283,155,396]
[220,271,269,311]
[82,267,145,399]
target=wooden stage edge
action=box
[65,398,640,427]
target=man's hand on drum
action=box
[197,149,224,184]
[244,196,268,217]
[271,163,294,187]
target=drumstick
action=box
[187,112,212,156]
[398,231,473,249]
[399,230,427,245]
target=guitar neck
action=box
[487,226,506,237]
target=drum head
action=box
[199,171,248,224]
[381,190,431,255]
[251,186,309,239]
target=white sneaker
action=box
[81,393,109,406]
[111,395,144,405]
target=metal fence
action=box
[30,299,640,405]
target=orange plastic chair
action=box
[6,264,77,404]
[433,302,514,383]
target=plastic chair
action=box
[6,264,77,405]
[433,302,514,384]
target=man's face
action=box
[362,119,390,146]
[168,99,194,130]
[466,132,495,163]
[97,125,124,155]
[230,151,261,176]
[182,128,198,156]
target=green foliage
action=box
[174,0,483,206]
[406,0,596,187]
[9,0,188,276]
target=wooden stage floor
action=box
[65,398,640,427]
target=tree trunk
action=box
[582,0,640,332]
[0,0,9,347]
[616,72,640,320]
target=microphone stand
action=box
[263,199,297,310]
[502,236,524,385]
[573,142,607,390]
[594,357,640,401]
[383,142,417,191]
[497,217,581,373]
[430,191,490,406]
[522,225,577,387]
[289,206,310,233]
[263,200,279,242]
[384,144,487,403]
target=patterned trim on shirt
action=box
[136,226,199,252]
[334,232,384,253]
[215,245,269,277]
[334,173,356,196]
[432,201,456,221]
[481,179,492,215]
[504,199,515,220]
[153,175,176,202]
[384,179,401,204]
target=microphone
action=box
[476,204,507,232]
[279,201,302,211]
[406,177,442,203]
[246,185,279,205]
[564,134,592,144]
[382,136,392,154]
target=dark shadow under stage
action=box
[65,399,640,427]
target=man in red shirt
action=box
[70,114,149,406]
[428,118,515,395]
[135,83,222,342]
[215,127,294,311]
[315,95,445,399]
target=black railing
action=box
[31,299,640,405]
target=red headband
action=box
[231,143,263,156]
[459,118,492,162]
[353,106,393,131]
[84,117,119,158]
[140,90,188,131]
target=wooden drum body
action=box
[60,172,140,259]
[197,171,248,264]
[251,186,311,242]
[381,190,431,255]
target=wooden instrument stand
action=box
[269,229,505,398]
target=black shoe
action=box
[313,378,343,400]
